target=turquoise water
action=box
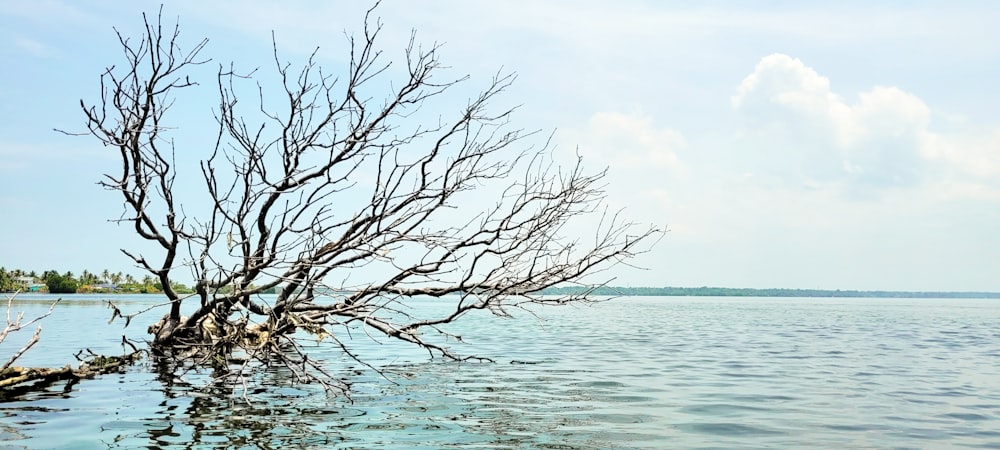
[1,294,999,448]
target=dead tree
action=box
[69,6,661,394]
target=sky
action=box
[1,1,999,291]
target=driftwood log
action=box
[0,350,143,397]
[1,292,145,398]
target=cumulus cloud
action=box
[733,54,843,117]
[731,53,963,192]
[732,53,1000,201]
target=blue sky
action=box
[2,1,999,291]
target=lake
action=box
[1,294,999,449]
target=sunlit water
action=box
[2,294,999,449]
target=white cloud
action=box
[732,54,840,115]
[573,111,686,171]
[732,53,999,195]
[922,129,1000,180]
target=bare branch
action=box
[0,292,61,371]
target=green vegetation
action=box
[43,272,78,294]
[1,267,167,294]
[540,286,1000,299]
[0,266,280,295]
[0,268,18,292]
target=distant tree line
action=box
[4,268,992,299]
[0,267,167,294]
[539,286,1000,299]
[0,267,281,295]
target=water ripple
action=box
[1,296,1000,448]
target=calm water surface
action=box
[1,294,999,449]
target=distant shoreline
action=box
[539,286,1000,299]
[9,287,1000,299]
